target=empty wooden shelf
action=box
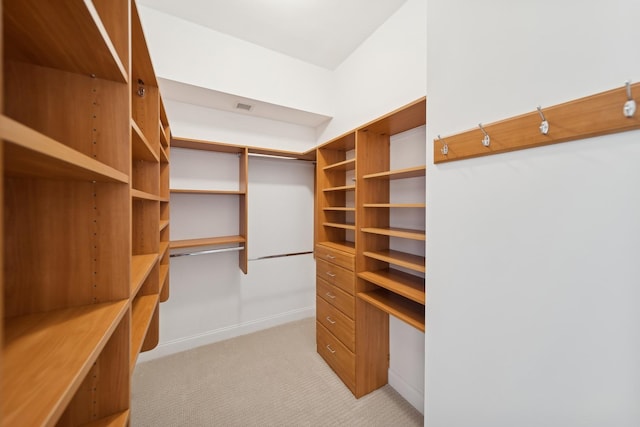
[362,165,426,180]
[364,249,426,273]
[358,289,425,332]
[4,0,128,82]
[361,226,425,240]
[2,115,128,183]
[1,301,128,427]
[358,269,425,305]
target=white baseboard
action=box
[388,369,425,415]
[136,306,315,363]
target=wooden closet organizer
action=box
[169,137,315,274]
[316,97,426,397]
[0,1,171,425]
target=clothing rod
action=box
[170,246,244,258]
[248,250,313,261]
[247,152,315,162]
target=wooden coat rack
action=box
[433,81,640,163]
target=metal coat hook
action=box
[478,123,490,147]
[624,80,636,118]
[137,79,146,97]
[437,135,448,155]
[537,106,549,135]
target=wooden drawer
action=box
[315,244,355,271]
[316,258,354,295]
[317,321,355,393]
[317,277,354,319]
[317,296,355,352]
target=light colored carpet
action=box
[131,317,423,426]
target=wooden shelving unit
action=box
[356,96,426,314]
[170,138,249,273]
[316,131,357,251]
[159,98,171,302]
[1,1,171,424]
[315,97,426,399]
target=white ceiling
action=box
[136,0,409,70]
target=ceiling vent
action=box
[235,102,253,111]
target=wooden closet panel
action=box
[131,85,159,154]
[4,60,130,174]
[91,0,130,73]
[57,312,130,426]
[141,303,159,352]
[132,159,160,195]
[4,178,129,316]
[355,298,389,398]
[238,148,248,273]
[131,199,160,256]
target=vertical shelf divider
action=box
[239,147,249,273]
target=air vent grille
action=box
[236,102,253,111]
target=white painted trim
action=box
[388,368,424,415]
[136,307,315,363]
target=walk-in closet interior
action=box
[2,0,640,425]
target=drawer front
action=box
[317,296,355,352]
[316,258,354,295]
[315,244,355,271]
[317,321,355,392]
[317,277,354,319]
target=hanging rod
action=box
[247,152,315,162]
[248,250,313,261]
[170,246,244,258]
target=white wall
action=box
[138,5,333,116]
[165,99,318,152]
[426,1,640,426]
[318,0,427,142]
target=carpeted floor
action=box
[131,317,423,426]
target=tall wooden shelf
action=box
[316,131,357,251]
[356,98,426,331]
[1,1,170,425]
[315,131,359,397]
[159,98,171,302]
[170,137,251,274]
[315,97,426,399]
